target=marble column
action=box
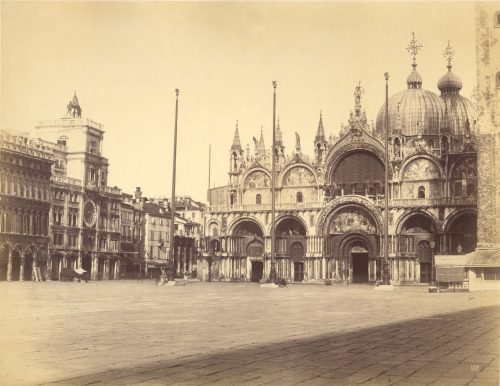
[6,249,12,282]
[19,254,25,281]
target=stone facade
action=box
[464,4,500,291]
[202,38,479,285]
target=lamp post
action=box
[270,81,278,283]
[168,89,179,282]
[382,73,391,285]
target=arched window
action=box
[256,194,261,205]
[296,191,303,203]
[232,152,238,171]
[418,186,425,198]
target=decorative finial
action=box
[272,81,277,89]
[406,32,422,66]
[443,40,455,69]
[236,120,238,129]
[175,88,180,96]
[384,72,389,81]
[354,81,365,114]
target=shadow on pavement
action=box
[48,305,499,386]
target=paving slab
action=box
[0,281,498,386]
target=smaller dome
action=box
[406,64,423,89]
[438,65,463,93]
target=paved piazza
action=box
[0,282,498,386]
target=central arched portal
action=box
[350,244,369,283]
[325,203,380,283]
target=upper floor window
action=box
[496,71,500,88]
[417,186,425,199]
[256,194,261,205]
[89,167,96,184]
[296,192,303,203]
[495,11,500,27]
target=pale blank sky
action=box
[1,2,476,202]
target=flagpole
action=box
[168,89,179,282]
[383,73,390,285]
[270,81,277,283]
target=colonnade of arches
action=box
[0,244,48,281]
[202,205,477,284]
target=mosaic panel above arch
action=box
[328,207,377,234]
[316,195,383,236]
[282,167,316,186]
[244,171,270,189]
[403,158,440,180]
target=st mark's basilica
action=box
[202,37,478,285]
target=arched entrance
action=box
[324,203,379,283]
[276,217,307,282]
[232,219,264,282]
[11,250,21,281]
[446,213,477,254]
[351,245,369,283]
[51,254,62,280]
[399,213,438,283]
[82,254,92,275]
[23,250,34,281]
[247,240,264,282]
[290,242,305,282]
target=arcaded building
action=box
[0,130,54,281]
[202,38,478,285]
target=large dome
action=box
[376,65,446,137]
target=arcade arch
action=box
[445,211,477,254]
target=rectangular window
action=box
[150,230,154,241]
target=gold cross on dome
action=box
[406,32,423,63]
[443,41,455,66]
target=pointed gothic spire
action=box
[275,117,283,147]
[315,110,326,141]
[258,126,266,153]
[231,120,242,151]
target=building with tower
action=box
[36,93,124,280]
[201,34,478,285]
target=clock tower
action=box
[36,93,122,280]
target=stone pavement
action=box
[0,281,498,386]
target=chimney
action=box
[135,187,142,199]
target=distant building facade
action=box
[0,130,54,281]
[202,37,478,284]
